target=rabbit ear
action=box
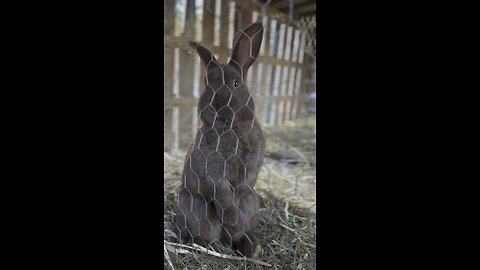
[189,41,219,69]
[228,22,264,78]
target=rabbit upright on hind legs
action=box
[174,22,265,258]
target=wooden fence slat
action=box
[227,1,235,50]
[269,19,278,58]
[279,65,289,124]
[298,28,307,63]
[172,107,179,152]
[178,0,197,150]
[272,65,281,125]
[291,29,301,63]
[254,62,264,125]
[284,26,293,61]
[275,24,288,125]
[219,0,230,50]
[277,23,286,59]
[267,20,280,125]
[291,68,303,119]
[263,63,273,125]
[257,15,270,125]
[198,0,216,126]
[233,3,241,34]
[164,0,176,152]
[285,67,296,121]
[202,0,215,44]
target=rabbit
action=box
[173,22,265,258]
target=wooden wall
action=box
[164,0,311,152]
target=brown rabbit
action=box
[173,22,265,258]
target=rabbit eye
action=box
[233,79,239,88]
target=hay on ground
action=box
[164,116,316,269]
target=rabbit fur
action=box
[174,22,265,258]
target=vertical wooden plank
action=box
[284,26,293,62]
[234,4,242,35]
[254,62,264,125]
[219,0,230,52]
[263,64,273,125]
[275,23,287,125]
[291,29,301,63]
[270,21,282,125]
[173,48,180,97]
[252,10,260,23]
[242,8,253,88]
[264,18,278,125]
[213,0,221,46]
[269,19,278,58]
[174,0,186,37]
[269,101,277,125]
[164,0,175,35]
[164,0,175,152]
[227,1,235,50]
[276,23,286,59]
[257,15,270,125]
[198,0,216,128]
[258,13,270,71]
[295,27,308,119]
[286,67,296,121]
[279,65,289,124]
[298,28,307,63]
[258,11,268,57]
[291,68,303,120]
[282,24,293,124]
[288,27,302,121]
[251,6,261,101]
[178,0,196,150]
[277,101,284,124]
[195,0,204,41]
[193,56,201,98]
[192,59,201,133]
[202,0,215,45]
[184,0,196,39]
[242,7,252,26]
[272,65,281,125]
[232,3,253,53]
[172,107,179,152]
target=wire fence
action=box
[164,0,316,269]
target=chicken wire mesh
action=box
[164,0,316,269]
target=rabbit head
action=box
[189,22,264,127]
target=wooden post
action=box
[234,4,242,35]
[178,0,196,150]
[219,0,230,51]
[164,0,175,152]
[202,0,215,46]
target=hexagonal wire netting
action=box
[164,0,316,269]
